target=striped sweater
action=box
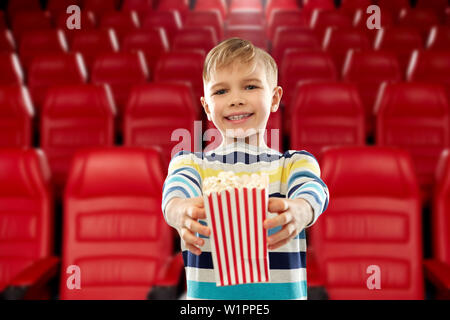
[161,141,329,300]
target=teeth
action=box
[227,114,251,120]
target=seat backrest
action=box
[267,9,306,40]
[280,50,338,108]
[342,49,401,135]
[123,82,199,165]
[141,10,182,45]
[289,82,365,158]
[54,10,97,44]
[99,11,140,41]
[195,0,227,20]
[374,27,423,75]
[172,26,217,54]
[377,0,410,12]
[70,29,119,70]
[60,147,171,299]
[227,9,264,26]
[397,8,440,41]
[19,29,69,70]
[322,27,371,74]
[121,28,169,76]
[375,82,450,203]
[46,0,82,15]
[265,0,299,20]
[224,25,267,50]
[91,51,149,112]
[0,85,34,148]
[426,26,450,50]
[407,50,450,97]
[310,146,423,299]
[432,148,450,264]
[11,10,52,42]
[339,0,373,15]
[271,26,321,65]
[0,30,16,52]
[0,148,53,292]
[40,84,115,191]
[81,0,119,16]
[7,0,42,16]
[310,9,353,40]
[0,52,24,85]
[185,10,224,40]
[121,0,154,12]
[28,53,88,113]
[154,50,205,102]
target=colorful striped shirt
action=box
[161,141,330,300]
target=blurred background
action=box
[0,0,449,300]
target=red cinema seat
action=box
[342,50,402,139]
[416,0,449,13]
[426,149,450,299]
[18,30,69,71]
[265,0,299,21]
[46,0,82,15]
[91,51,149,124]
[28,53,88,114]
[407,50,450,101]
[185,10,224,40]
[54,10,97,44]
[141,10,182,46]
[157,0,189,23]
[375,82,450,205]
[11,11,52,42]
[0,30,16,52]
[229,0,262,13]
[303,0,335,11]
[121,0,154,12]
[60,147,183,299]
[0,86,34,148]
[172,27,217,54]
[271,26,321,66]
[322,27,371,75]
[0,53,24,85]
[40,84,115,195]
[195,0,227,20]
[267,9,306,40]
[374,27,423,76]
[353,8,395,44]
[310,146,424,299]
[398,9,440,43]
[310,9,353,40]
[154,51,205,102]
[377,0,411,12]
[427,26,450,50]
[123,82,200,166]
[82,0,119,16]
[339,0,373,16]
[7,0,42,16]
[99,11,140,42]
[224,25,267,50]
[280,50,338,110]
[121,28,169,78]
[226,9,264,26]
[0,148,58,299]
[70,29,119,70]
[289,82,365,158]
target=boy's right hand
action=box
[166,196,210,256]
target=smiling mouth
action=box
[225,113,254,121]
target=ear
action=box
[271,86,283,112]
[201,97,212,121]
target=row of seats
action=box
[1,145,449,299]
[2,80,450,206]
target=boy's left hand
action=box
[264,198,314,250]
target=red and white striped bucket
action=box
[204,187,270,286]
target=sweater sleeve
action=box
[161,151,203,222]
[284,150,330,227]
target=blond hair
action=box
[203,38,278,89]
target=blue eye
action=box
[246,85,258,90]
[214,89,226,95]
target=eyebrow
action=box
[210,78,263,90]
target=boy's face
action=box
[201,60,283,145]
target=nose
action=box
[229,96,245,107]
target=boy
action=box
[161,38,329,299]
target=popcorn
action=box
[202,171,271,286]
[203,171,269,195]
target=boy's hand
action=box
[264,198,314,250]
[166,196,211,256]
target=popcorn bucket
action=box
[204,187,270,287]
